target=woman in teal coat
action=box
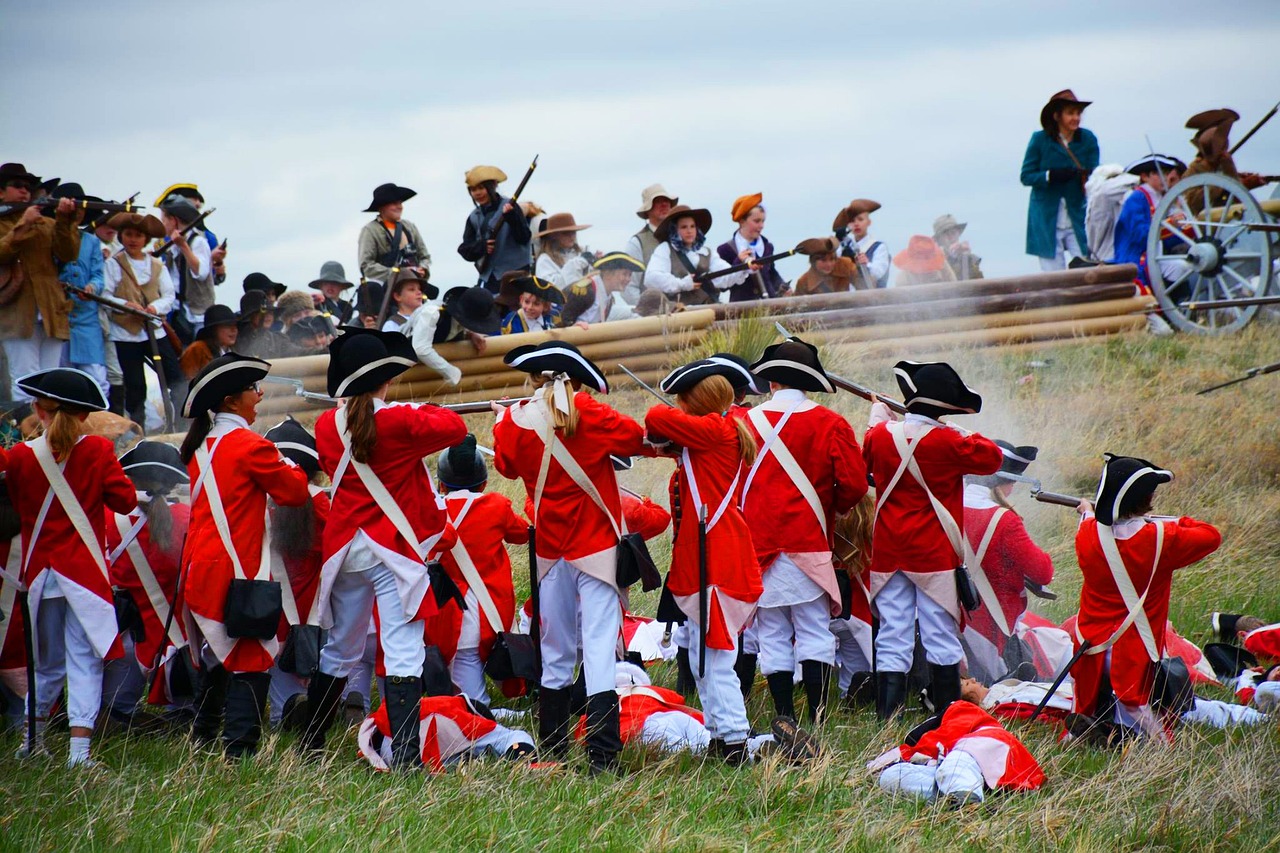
[1020,90,1099,270]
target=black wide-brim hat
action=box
[50,182,86,201]
[243,272,286,298]
[265,416,320,478]
[1092,453,1173,526]
[661,354,765,396]
[327,327,418,398]
[0,162,39,187]
[1202,642,1259,681]
[751,338,834,394]
[995,440,1038,477]
[183,353,271,419]
[498,274,565,308]
[438,434,487,491]
[893,360,982,416]
[197,304,240,339]
[443,285,502,336]
[504,340,608,394]
[16,368,108,412]
[364,183,417,213]
[119,440,189,487]
[355,281,385,317]
[239,290,272,323]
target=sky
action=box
[3,0,1279,306]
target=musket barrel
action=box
[1032,490,1084,508]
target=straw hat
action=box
[932,214,967,240]
[636,183,678,218]
[465,165,507,188]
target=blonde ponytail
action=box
[677,375,757,466]
[35,399,86,462]
[531,375,581,438]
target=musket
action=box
[374,266,401,329]
[696,502,708,679]
[616,363,674,406]
[87,193,140,230]
[261,376,532,412]
[1197,360,1280,395]
[476,155,539,277]
[1229,100,1279,156]
[528,525,542,680]
[62,282,183,388]
[773,321,909,413]
[0,196,145,218]
[1182,295,1280,311]
[1028,640,1089,723]
[145,551,188,698]
[694,246,801,284]
[149,207,215,257]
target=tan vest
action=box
[112,253,163,335]
[633,226,661,265]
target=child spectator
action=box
[533,213,593,290]
[793,237,857,295]
[833,199,890,288]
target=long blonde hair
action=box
[834,493,875,574]
[677,375,757,466]
[34,398,86,462]
[530,374,582,437]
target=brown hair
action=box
[34,398,87,463]
[834,493,875,575]
[530,375,581,437]
[345,394,378,463]
[140,492,175,553]
[678,375,757,467]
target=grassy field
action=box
[2,322,1279,852]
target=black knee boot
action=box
[800,660,830,724]
[876,671,908,721]
[843,671,875,709]
[675,647,696,700]
[538,686,572,759]
[191,664,229,748]
[734,651,758,700]
[298,671,348,755]
[585,691,623,776]
[928,663,961,714]
[223,672,271,760]
[384,675,423,769]
[766,671,795,720]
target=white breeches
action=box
[874,573,962,672]
[538,558,621,695]
[321,563,424,679]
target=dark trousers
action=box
[115,339,185,430]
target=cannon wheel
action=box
[1147,172,1275,335]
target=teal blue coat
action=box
[1020,128,1099,258]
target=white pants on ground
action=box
[688,630,750,744]
[757,596,836,674]
[320,562,424,679]
[268,665,306,725]
[538,559,620,695]
[830,616,874,693]
[450,647,488,705]
[1038,226,1082,272]
[1182,697,1268,727]
[879,750,985,803]
[4,329,64,402]
[32,594,103,729]
[101,637,144,717]
[874,573,962,672]
[638,709,775,758]
[344,624,378,710]
[457,723,534,762]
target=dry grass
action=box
[2,323,1279,852]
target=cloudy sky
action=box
[4,0,1278,305]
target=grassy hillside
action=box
[3,324,1278,852]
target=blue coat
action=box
[59,230,105,365]
[1020,128,1099,258]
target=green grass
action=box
[3,324,1279,852]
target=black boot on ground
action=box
[800,660,831,724]
[843,671,875,709]
[537,686,572,759]
[675,647,696,700]
[585,691,623,776]
[734,651,758,700]
[875,671,908,721]
[191,664,230,748]
[928,663,961,714]
[766,671,795,720]
[720,739,749,766]
[384,675,423,769]
[298,671,348,755]
[223,672,271,760]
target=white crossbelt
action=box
[113,512,185,647]
[194,432,272,582]
[1080,521,1165,660]
[742,401,827,537]
[680,448,741,533]
[28,435,110,585]
[963,508,1012,635]
[446,494,506,636]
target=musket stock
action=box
[149,207,216,257]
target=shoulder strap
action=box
[333,406,428,559]
[525,400,625,539]
[114,513,185,646]
[194,433,272,581]
[1081,521,1165,661]
[447,495,506,636]
[680,448,741,533]
[885,423,963,561]
[30,436,109,584]
[108,514,148,566]
[964,508,1012,635]
[743,402,827,537]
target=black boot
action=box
[766,671,795,719]
[928,663,961,714]
[720,738,749,766]
[191,664,229,748]
[800,660,831,724]
[876,671,908,721]
[843,671,875,709]
[384,675,423,769]
[107,385,126,417]
[734,651,758,700]
[585,691,623,776]
[223,672,270,760]
[298,671,347,755]
[538,686,572,759]
[675,647,696,700]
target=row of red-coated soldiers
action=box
[0,328,1236,780]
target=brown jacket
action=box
[0,210,81,340]
[180,339,218,380]
[794,257,859,295]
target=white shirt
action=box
[573,277,636,325]
[402,303,462,385]
[644,242,747,296]
[103,253,176,343]
[534,251,592,291]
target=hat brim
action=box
[504,343,608,394]
[654,208,713,242]
[751,340,833,394]
[182,355,271,418]
[308,278,354,291]
[121,458,190,485]
[1040,98,1092,131]
[443,289,503,337]
[540,223,591,237]
[893,360,982,415]
[636,195,678,218]
[1093,454,1173,526]
[326,328,418,398]
[16,368,109,412]
[363,187,417,213]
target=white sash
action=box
[743,402,827,538]
[29,436,109,584]
[525,401,627,540]
[963,507,1012,636]
[882,423,965,564]
[446,494,506,636]
[108,515,148,567]
[194,431,272,582]
[680,448,741,533]
[1080,521,1166,661]
[113,512,185,647]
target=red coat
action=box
[273,488,330,641]
[741,398,867,566]
[619,685,702,744]
[1245,624,1280,662]
[622,494,670,541]
[864,421,1001,616]
[0,537,26,670]
[7,435,136,657]
[183,426,310,672]
[493,391,646,581]
[359,695,500,772]
[646,406,760,648]
[1071,516,1220,711]
[963,501,1054,652]
[894,701,1045,792]
[106,502,191,669]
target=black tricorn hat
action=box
[182,353,270,419]
[443,285,502,337]
[243,272,286,298]
[661,355,764,396]
[1092,453,1173,526]
[1212,612,1243,644]
[239,290,273,322]
[197,304,240,339]
[265,416,320,479]
[1202,642,1258,681]
[498,273,565,309]
[972,440,1038,488]
[119,440,189,487]
[16,368,108,412]
[327,327,417,398]
[364,182,417,213]
[438,434,487,491]
[893,360,982,417]
[504,340,608,393]
[751,338,834,394]
[708,352,766,395]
